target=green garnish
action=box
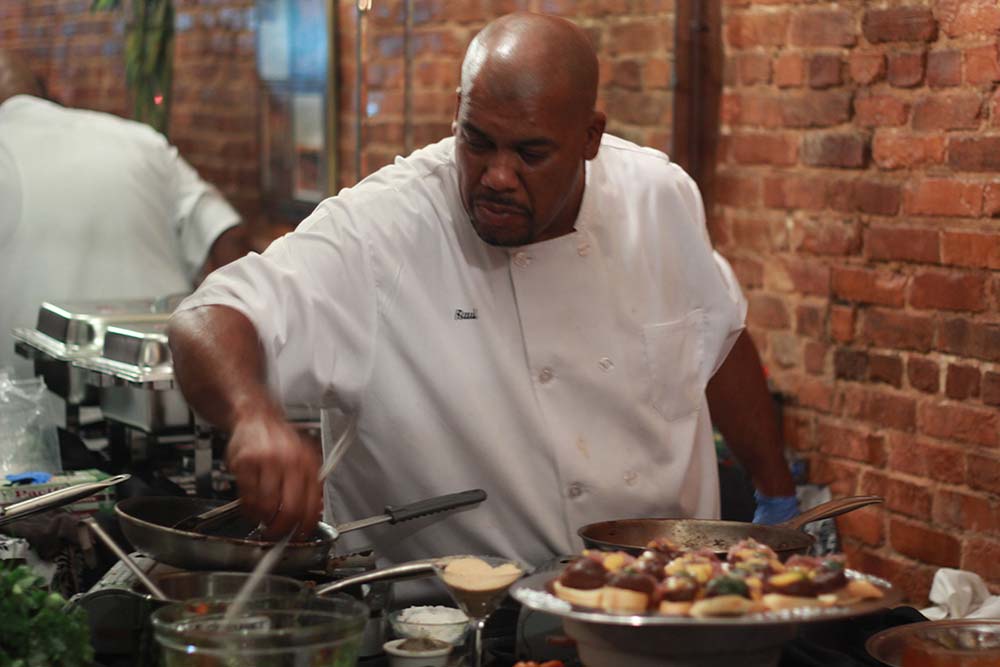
[0,564,93,666]
[705,575,750,598]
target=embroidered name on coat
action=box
[454,309,478,320]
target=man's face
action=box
[454,84,597,247]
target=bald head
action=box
[0,50,43,105]
[461,13,599,119]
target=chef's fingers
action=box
[250,439,284,525]
[267,437,321,538]
[298,466,324,539]
[238,459,266,519]
[298,442,324,535]
[227,437,264,519]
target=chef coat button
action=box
[598,357,614,372]
[567,482,584,498]
[624,470,638,485]
[577,243,590,257]
[538,367,554,383]
[513,251,531,268]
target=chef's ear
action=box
[583,110,606,160]
[452,86,461,135]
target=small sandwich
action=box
[760,555,847,611]
[835,578,886,605]
[552,557,608,607]
[727,538,784,571]
[657,572,699,616]
[583,549,635,573]
[644,537,685,561]
[600,569,658,613]
[630,549,671,583]
[690,575,762,617]
[664,549,723,585]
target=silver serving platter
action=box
[511,566,902,667]
[511,568,900,627]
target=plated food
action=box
[551,538,884,618]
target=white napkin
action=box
[920,568,1000,620]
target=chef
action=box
[167,12,797,569]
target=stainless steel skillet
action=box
[115,488,487,574]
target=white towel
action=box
[920,568,1000,620]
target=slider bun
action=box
[658,600,694,616]
[761,593,829,611]
[845,579,884,600]
[690,595,758,618]
[552,580,604,607]
[600,586,649,613]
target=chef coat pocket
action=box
[642,310,706,422]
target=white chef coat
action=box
[177,133,747,569]
[0,95,241,376]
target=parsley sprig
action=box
[0,564,94,667]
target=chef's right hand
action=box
[226,406,323,539]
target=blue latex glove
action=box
[752,490,799,525]
[5,471,52,485]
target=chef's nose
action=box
[481,151,518,192]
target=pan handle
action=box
[0,474,131,527]
[335,489,487,534]
[780,495,883,532]
[314,560,437,596]
[82,516,169,601]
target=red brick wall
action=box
[0,0,265,233]
[4,1,675,231]
[717,0,1000,602]
[339,0,676,186]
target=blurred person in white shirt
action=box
[0,49,251,377]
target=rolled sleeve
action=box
[175,204,377,409]
[173,154,242,279]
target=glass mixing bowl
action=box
[152,594,368,667]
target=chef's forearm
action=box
[167,305,279,431]
[706,330,795,497]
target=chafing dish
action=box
[12,298,176,407]
[74,323,188,433]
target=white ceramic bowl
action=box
[388,606,469,646]
[383,637,452,667]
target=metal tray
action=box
[511,568,900,627]
[510,566,901,667]
[12,298,176,403]
[866,619,1000,666]
[75,323,174,387]
[16,299,173,357]
[71,323,189,432]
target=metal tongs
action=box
[173,415,357,534]
[0,474,131,527]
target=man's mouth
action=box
[474,199,528,218]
